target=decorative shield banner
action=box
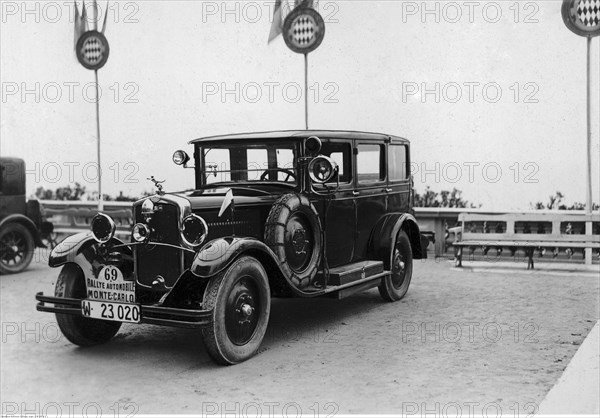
[76,30,110,70]
[562,0,600,37]
[283,7,325,54]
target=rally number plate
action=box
[81,300,141,324]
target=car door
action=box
[353,141,388,262]
[312,139,356,268]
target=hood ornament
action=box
[147,176,165,196]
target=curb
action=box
[537,320,600,416]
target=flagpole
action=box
[92,0,103,211]
[95,69,103,211]
[304,53,308,130]
[585,36,592,216]
[584,35,592,265]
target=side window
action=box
[388,144,408,181]
[320,141,352,183]
[357,144,385,184]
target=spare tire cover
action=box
[265,193,322,288]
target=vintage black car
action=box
[36,130,426,364]
[1,157,53,274]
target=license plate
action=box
[81,300,141,324]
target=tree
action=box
[34,185,152,202]
[35,183,86,201]
[414,187,477,208]
[531,191,598,211]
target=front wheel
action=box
[201,256,271,365]
[55,264,121,346]
[379,230,413,302]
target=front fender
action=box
[48,232,133,280]
[368,213,426,268]
[191,237,279,278]
[0,214,45,247]
[190,236,304,297]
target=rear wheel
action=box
[0,223,35,275]
[379,230,413,302]
[55,264,121,346]
[201,256,271,365]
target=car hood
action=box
[174,186,287,211]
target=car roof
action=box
[189,130,409,144]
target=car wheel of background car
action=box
[378,230,413,302]
[264,193,322,288]
[54,264,121,346]
[0,222,35,275]
[201,256,271,365]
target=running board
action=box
[315,261,389,299]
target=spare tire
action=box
[265,193,322,288]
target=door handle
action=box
[352,191,360,196]
[385,188,392,193]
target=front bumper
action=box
[35,292,213,329]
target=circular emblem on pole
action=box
[76,30,110,70]
[283,7,325,54]
[562,0,600,37]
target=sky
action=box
[1,0,599,210]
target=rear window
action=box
[388,144,408,181]
[357,144,385,184]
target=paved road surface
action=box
[1,252,598,415]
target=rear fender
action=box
[368,213,426,269]
[48,232,133,280]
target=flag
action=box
[101,1,109,33]
[74,1,88,50]
[268,0,284,43]
[218,189,235,218]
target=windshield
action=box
[200,141,298,186]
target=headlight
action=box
[91,213,116,244]
[180,214,208,247]
[132,223,150,243]
[173,150,190,166]
[308,155,339,184]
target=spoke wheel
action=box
[265,193,322,288]
[202,256,271,365]
[0,223,35,275]
[379,230,413,302]
[225,276,260,345]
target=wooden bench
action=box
[451,212,600,269]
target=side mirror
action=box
[173,150,191,167]
[308,156,338,184]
